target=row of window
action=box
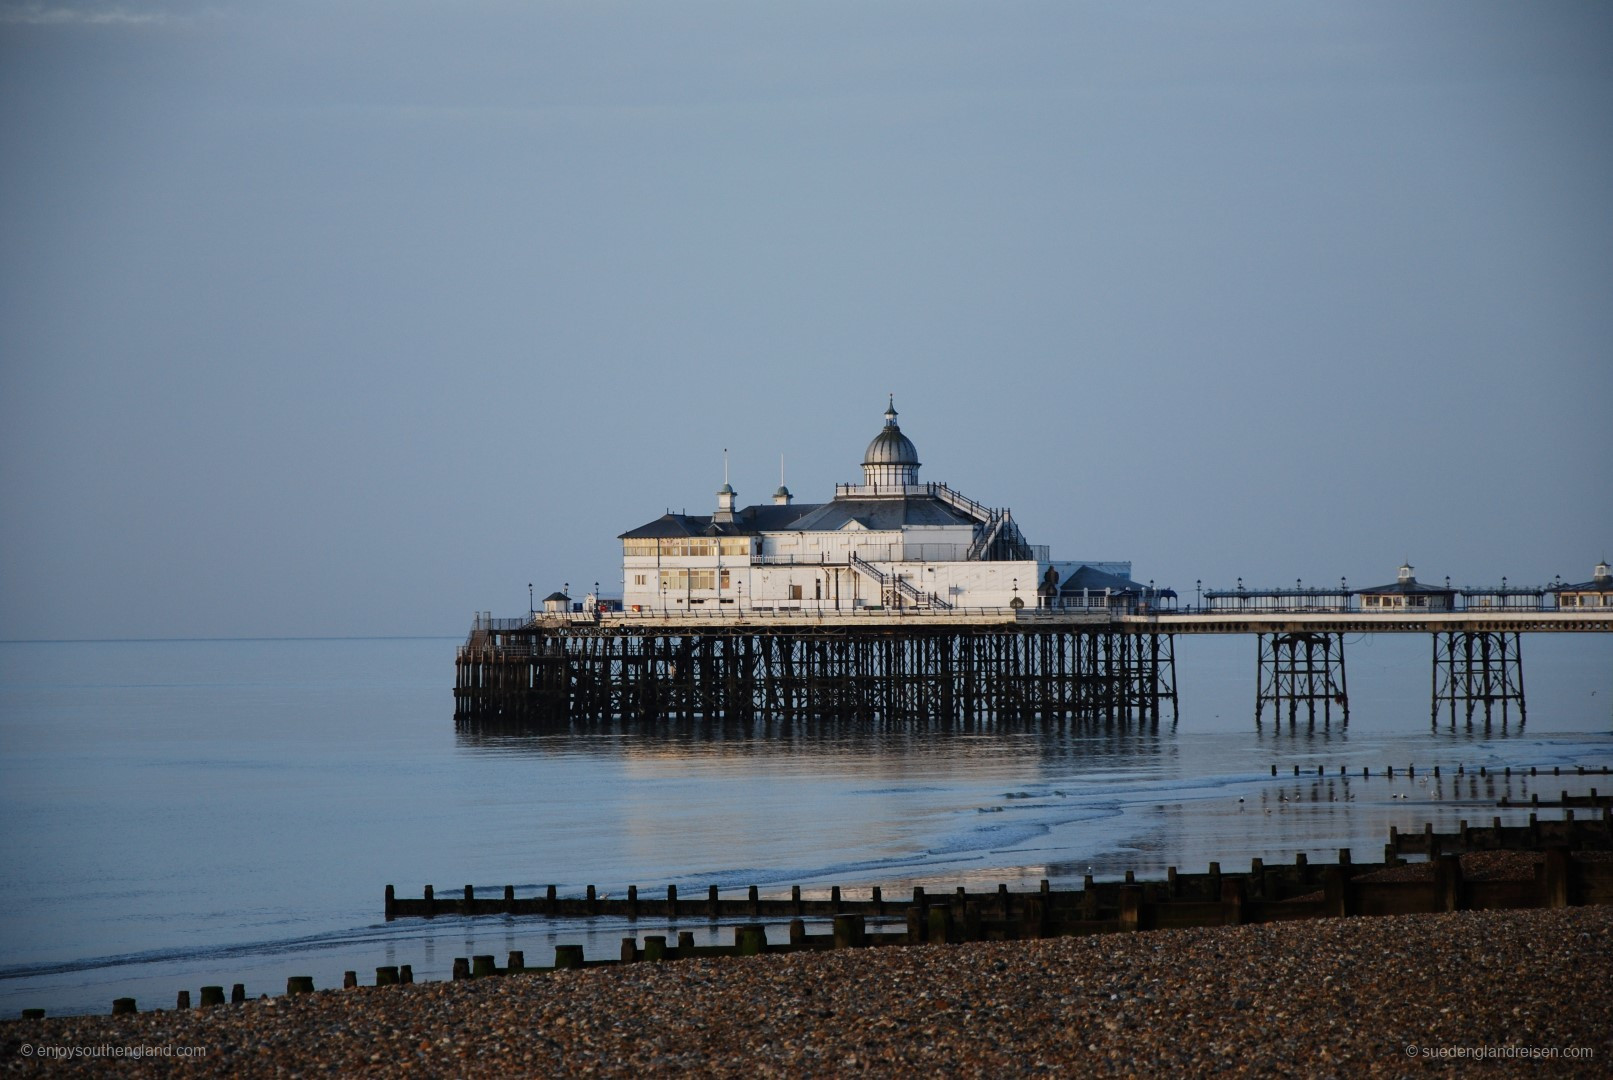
[658,569,731,592]
[623,538,753,557]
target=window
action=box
[633,574,647,586]
[789,584,803,601]
[623,539,657,556]
[660,570,716,592]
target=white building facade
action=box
[619,401,1056,613]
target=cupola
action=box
[861,396,921,487]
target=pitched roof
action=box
[1355,578,1455,596]
[619,494,974,539]
[1056,564,1146,595]
[786,496,975,532]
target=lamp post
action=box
[528,583,534,615]
[1195,578,1202,611]
[661,581,667,616]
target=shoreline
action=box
[4,906,1609,1077]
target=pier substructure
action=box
[1255,632,1348,728]
[1432,630,1525,728]
[454,624,1177,727]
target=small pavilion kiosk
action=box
[1554,562,1613,610]
[1356,564,1456,612]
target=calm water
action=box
[1,634,1609,1017]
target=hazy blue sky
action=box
[2,1,1609,639]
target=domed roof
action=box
[863,398,920,467]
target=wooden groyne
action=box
[34,815,1611,1018]
[386,809,1613,925]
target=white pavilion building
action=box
[619,401,1137,614]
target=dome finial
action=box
[862,398,920,486]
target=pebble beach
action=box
[4,905,1609,1078]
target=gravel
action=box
[4,906,1610,1078]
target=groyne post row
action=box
[385,808,1612,923]
[38,817,1612,1020]
[454,624,1177,726]
[386,837,1613,985]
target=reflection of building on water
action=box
[619,398,1167,615]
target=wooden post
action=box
[736,924,768,955]
[286,976,315,995]
[748,885,760,916]
[1434,854,1463,913]
[177,989,192,1009]
[472,955,497,978]
[963,901,983,942]
[553,945,585,970]
[708,885,720,919]
[1022,894,1049,938]
[231,984,246,1004]
[1118,887,1142,932]
[423,884,434,918]
[199,986,225,1007]
[1322,866,1347,918]
[546,884,557,914]
[1220,877,1245,926]
[112,998,137,1015]
[627,885,638,919]
[462,884,474,916]
[831,885,842,908]
[833,914,866,949]
[400,966,413,985]
[385,884,395,922]
[621,937,639,963]
[586,885,597,914]
[927,906,953,944]
[342,972,357,989]
[376,966,400,986]
[452,958,470,981]
[1544,847,1570,909]
[644,935,668,962]
[667,884,678,919]
[791,885,802,915]
[872,886,884,915]
[504,884,516,914]
[789,919,807,946]
[677,931,695,953]
[507,951,525,972]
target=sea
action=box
[1,633,1609,1018]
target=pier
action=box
[454,607,1608,729]
[455,407,1609,730]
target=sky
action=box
[1,1,1610,639]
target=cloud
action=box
[0,2,191,25]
